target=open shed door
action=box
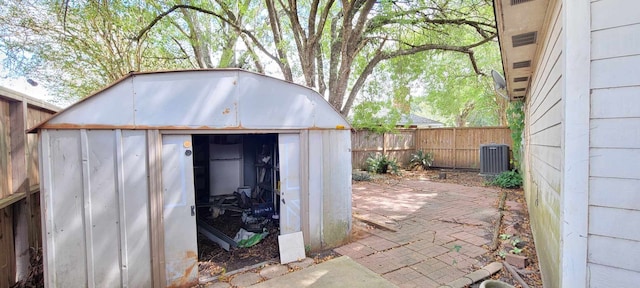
[278,134,302,234]
[162,135,198,287]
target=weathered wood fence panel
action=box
[352,127,512,170]
[351,129,415,169]
[0,87,57,287]
[416,127,513,169]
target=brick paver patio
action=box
[335,179,500,288]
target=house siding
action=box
[522,1,563,287]
[588,0,640,285]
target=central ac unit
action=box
[480,144,509,175]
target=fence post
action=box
[382,131,386,158]
[452,128,457,169]
[9,99,31,281]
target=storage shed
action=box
[31,69,352,287]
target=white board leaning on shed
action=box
[34,69,352,288]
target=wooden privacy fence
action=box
[0,87,58,287]
[352,127,513,170]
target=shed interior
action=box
[192,133,283,269]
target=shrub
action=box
[366,154,400,175]
[491,170,523,188]
[352,170,372,181]
[409,150,434,170]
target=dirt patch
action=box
[198,212,280,277]
[485,187,543,287]
[367,168,489,188]
[198,212,341,280]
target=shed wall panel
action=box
[47,79,134,126]
[522,1,563,287]
[42,129,152,287]
[46,130,87,286]
[307,131,323,250]
[239,74,314,129]
[85,130,121,286]
[321,130,351,248]
[120,130,152,286]
[134,72,238,128]
[39,70,349,130]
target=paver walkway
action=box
[335,179,500,288]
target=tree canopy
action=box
[0,0,502,123]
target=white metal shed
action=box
[31,69,352,287]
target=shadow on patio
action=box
[335,178,501,288]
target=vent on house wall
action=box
[511,0,534,5]
[480,144,510,175]
[514,77,529,82]
[514,88,526,92]
[513,61,531,69]
[512,32,537,47]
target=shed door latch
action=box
[191,205,195,216]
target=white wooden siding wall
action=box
[41,129,152,287]
[524,1,563,287]
[588,0,640,286]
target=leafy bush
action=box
[491,170,523,188]
[352,170,372,181]
[409,150,434,170]
[366,154,400,175]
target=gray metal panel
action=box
[321,130,352,248]
[37,70,351,130]
[46,130,88,286]
[238,74,314,128]
[85,130,121,286]
[119,130,152,287]
[47,78,134,126]
[307,131,324,250]
[133,71,239,127]
[41,129,153,287]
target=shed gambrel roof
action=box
[31,69,350,131]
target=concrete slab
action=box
[249,256,398,288]
[230,272,263,287]
[259,264,289,279]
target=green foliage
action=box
[366,154,400,175]
[491,170,523,189]
[498,250,507,259]
[411,39,507,127]
[507,101,525,169]
[351,101,406,133]
[409,150,434,170]
[511,237,522,247]
[499,234,512,240]
[510,247,523,254]
[452,245,462,253]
